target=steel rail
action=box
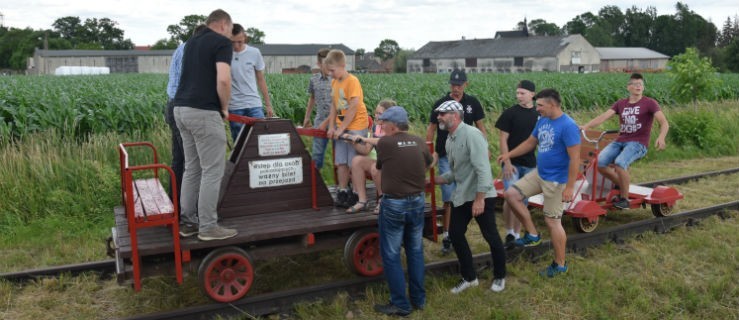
[120,200,738,320]
[1,167,737,283]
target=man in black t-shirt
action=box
[172,9,237,241]
[494,80,538,246]
[425,69,487,255]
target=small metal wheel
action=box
[343,228,383,277]
[198,246,255,303]
[574,217,599,233]
[651,203,674,217]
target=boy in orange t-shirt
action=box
[325,49,369,208]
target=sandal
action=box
[373,197,382,215]
[346,201,368,214]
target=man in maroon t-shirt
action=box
[580,73,669,209]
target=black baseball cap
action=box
[449,69,467,85]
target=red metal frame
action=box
[425,142,438,242]
[119,142,182,291]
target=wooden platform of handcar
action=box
[113,187,437,259]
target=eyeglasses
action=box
[232,40,245,45]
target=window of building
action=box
[514,57,523,67]
[571,51,582,64]
[423,58,431,67]
[465,58,477,68]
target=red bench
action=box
[118,142,182,291]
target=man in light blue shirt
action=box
[498,88,581,278]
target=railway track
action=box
[0,168,737,318]
[122,200,739,320]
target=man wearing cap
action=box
[356,106,432,316]
[432,100,506,294]
[426,68,487,255]
[494,80,539,246]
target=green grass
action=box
[290,213,738,320]
[0,98,737,318]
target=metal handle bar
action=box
[339,133,366,144]
[581,129,619,144]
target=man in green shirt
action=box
[433,100,507,294]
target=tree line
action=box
[0,3,737,72]
[518,3,739,72]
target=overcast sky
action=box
[2,0,737,50]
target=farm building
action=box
[596,47,670,72]
[253,44,354,74]
[30,48,173,75]
[29,44,354,75]
[407,34,600,74]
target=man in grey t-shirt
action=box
[228,23,273,141]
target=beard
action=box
[438,120,448,131]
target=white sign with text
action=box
[258,133,291,157]
[249,157,303,188]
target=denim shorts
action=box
[437,156,455,202]
[597,141,647,170]
[334,129,367,166]
[502,164,534,205]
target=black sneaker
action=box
[336,190,348,207]
[179,223,198,237]
[441,236,453,255]
[345,192,359,207]
[374,303,411,317]
[505,234,516,245]
[613,197,630,210]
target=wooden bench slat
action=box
[132,178,174,222]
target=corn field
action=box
[1,72,738,143]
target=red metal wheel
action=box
[574,216,599,233]
[198,247,254,303]
[343,228,383,277]
[651,203,674,217]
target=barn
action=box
[29,44,355,75]
[596,47,670,72]
[407,34,600,74]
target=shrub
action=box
[667,47,721,103]
[668,110,721,151]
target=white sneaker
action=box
[491,278,505,292]
[450,278,479,294]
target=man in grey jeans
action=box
[172,9,237,241]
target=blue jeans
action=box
[598,141,647,170]
[437,156,455,202]
[502,164,535,206]
[229,107,265,142]
[378,194,426,311]
[311,137,329,170]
